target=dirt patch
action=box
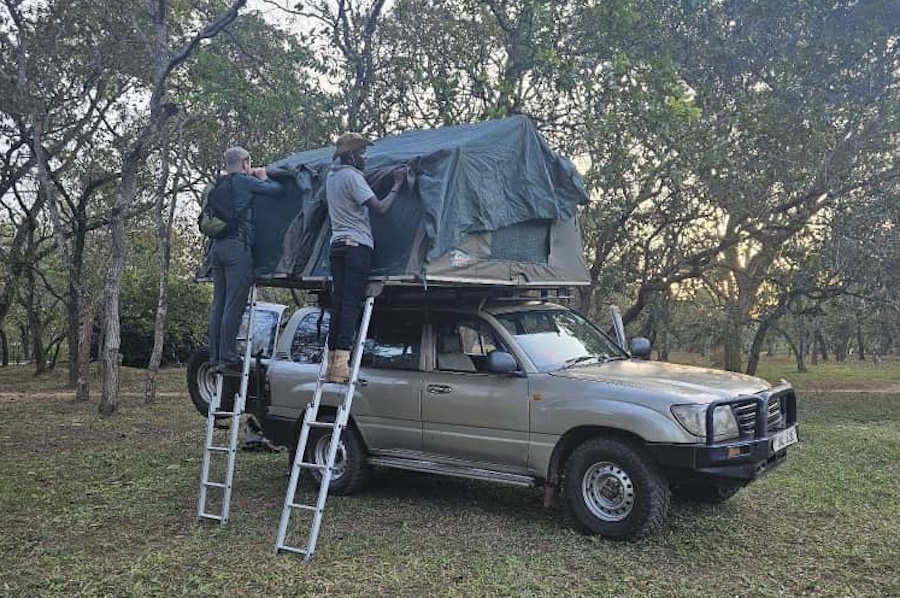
[803,387,900,395]
[0,391,185,404]
[799,383,900,395]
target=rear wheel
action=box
[563,437,670,540]
[186,347,217,417]
[293,413,372,495]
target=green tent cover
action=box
[249,115,591,289]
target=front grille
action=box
[732,394,788,437]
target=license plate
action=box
[772,425,798,452]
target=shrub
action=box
[118,272,211,367]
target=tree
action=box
[2,0,138,396]
[98,0,247,415]
[580,0,900,371]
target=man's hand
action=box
[392,165,408,188]
[252,167,269,181]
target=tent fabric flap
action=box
[249,115,590,288]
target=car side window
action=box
[434,315,507,373]
[290,311,330,364]
[240,308,281,359]
[362,311,422,371]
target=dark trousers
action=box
[328,243,372,350]
[208,238,253,367]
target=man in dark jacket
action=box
[208,146,284,374]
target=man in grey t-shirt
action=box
[325,132,406,382]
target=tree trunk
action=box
[575,285,593,319]
[722,319,743,373]
[811,320,819,366]
[657,328,669,362]
[815,322,828,361]
[745,318,773,376]
[856,315,866,361]
[98,162,138,415]
[0,328,7,366]
[795,318,809,373]
[76,302,93,402]
[23,262,48,375]
[18,322,31,363]
[145,129,176,404]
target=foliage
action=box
[118,272,211,367]
[175,11,340,176]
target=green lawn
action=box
[0,359,898,598]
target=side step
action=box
[368,456,537,488]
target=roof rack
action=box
[257,273,583,292]
[280,279,578,309]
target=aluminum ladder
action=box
[197,284,259,524]
[274,293,377,560]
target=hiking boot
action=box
[326,349,351,383]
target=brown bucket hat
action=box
[333,132,372,158]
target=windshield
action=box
[493,308,628,372]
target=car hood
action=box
[550,359,771,403]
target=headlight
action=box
[671,404,740,441]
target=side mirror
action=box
[485,350,521,374]
[631,337,652,360]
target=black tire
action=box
[186,347,217,417]
[672,481,742,504]
[295,413,372,496]
[563,437,670,540]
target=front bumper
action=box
[647,425,798,480]
[649,384,799,481]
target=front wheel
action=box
[563,437,670,540]
[294,413,372,495]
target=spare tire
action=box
[186,347,217,417]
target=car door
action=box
[353,308,425,452]
[272,308,423,452]
[421,312,530,468]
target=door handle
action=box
[426,384,453,394]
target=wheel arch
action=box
[544,426,650,506]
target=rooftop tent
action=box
[249,115,591,289]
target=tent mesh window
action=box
[490,220,551,264]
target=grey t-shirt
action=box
[326,164,376,248]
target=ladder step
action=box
[276,545,309,557]
[296,461,329,471]
[307,421,337,429]
[206,446,230,453]
[212,410,239,416]
[199,512,223,522]
[203,481,227,489]
[289,503,319,512]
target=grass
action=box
[1,358,898,598]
